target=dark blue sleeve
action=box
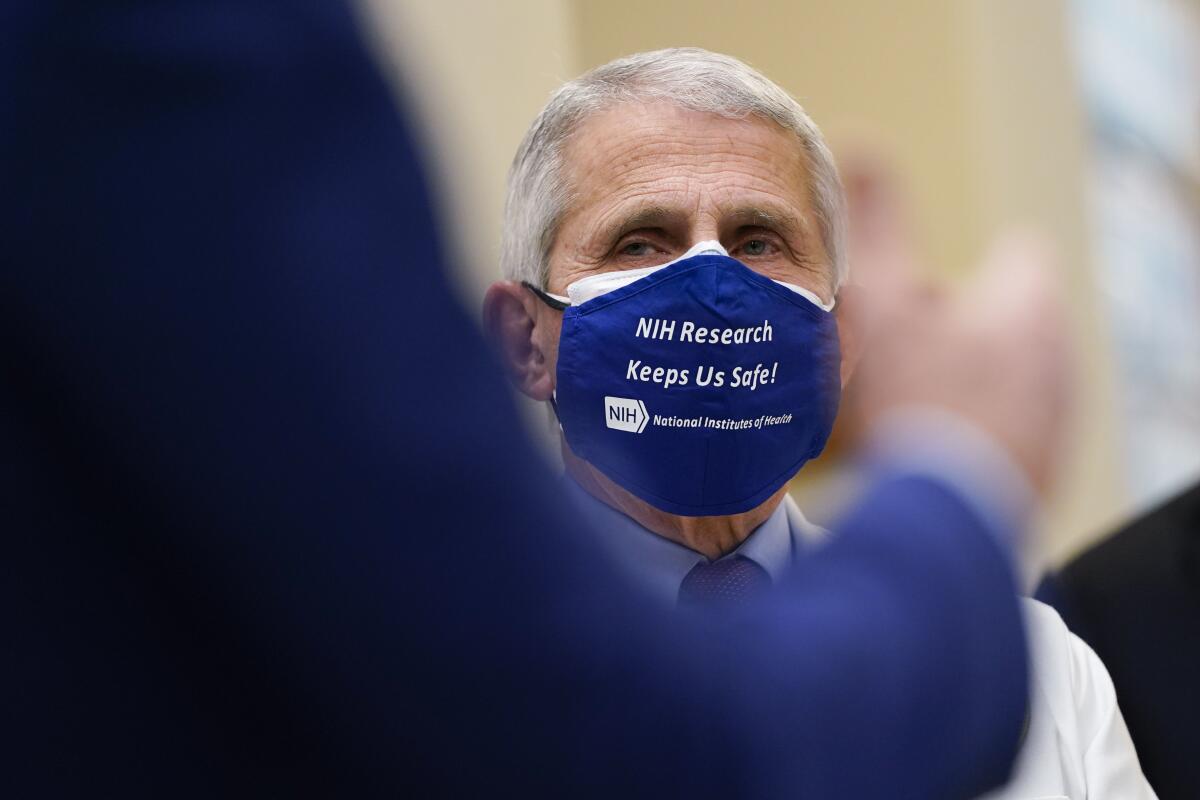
[1,1,1026,796]
[757,475,1029,798]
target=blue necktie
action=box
[678,555,770,609]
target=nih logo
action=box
[604,396,648,433]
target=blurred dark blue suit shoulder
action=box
[3,1,1026,796]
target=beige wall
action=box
[962,0,1125,565]
[364,0,1129,565]
[359,0,577,304]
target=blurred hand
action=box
[854,232,1074,498]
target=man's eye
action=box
[620,241,658,257]
[740,239,771,257]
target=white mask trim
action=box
[774,281,836,312]
[564,240,727,306]
[546,240,835,311]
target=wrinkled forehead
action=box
[559,100,812,208]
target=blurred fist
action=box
[854,232,1074,498]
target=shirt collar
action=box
[562,474,794,606]
[732,501,793,584]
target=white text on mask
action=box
[634,317,773,345]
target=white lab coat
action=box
[979,599,1158,800]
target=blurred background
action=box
[363,0,1200,570]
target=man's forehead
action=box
[561,101,813,220]
[564,100,805,177]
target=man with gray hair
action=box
[488,48,856,569]
[484,48,1154,797]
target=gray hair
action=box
[500,47,847,292]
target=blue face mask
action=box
[527,242,841,517]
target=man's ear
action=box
[482,281,556,402]
[834,283,867,389]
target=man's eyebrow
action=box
[726,205,810,242]
[597,205,679,242]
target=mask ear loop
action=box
[548,390,562,430]
[521,281,569,311]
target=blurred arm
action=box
[3,1,1031,797]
